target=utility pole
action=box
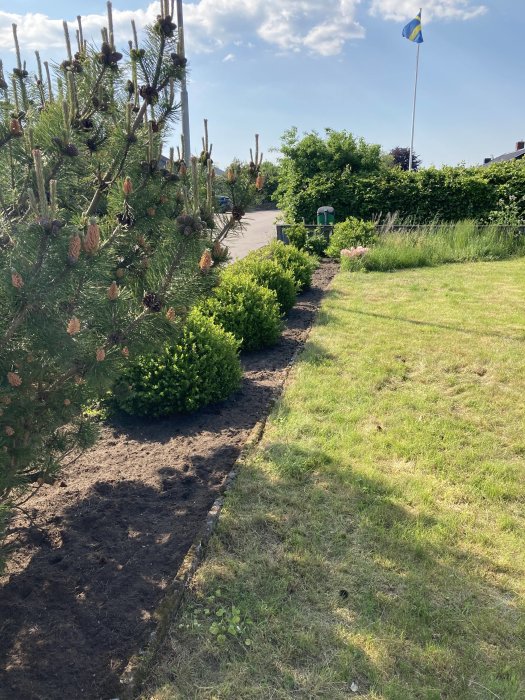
[176,0,191,161]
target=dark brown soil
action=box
[0,260,338,700]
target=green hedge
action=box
[277,161,525,224]
[115,310,242,417]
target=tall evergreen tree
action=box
[0,2,261,558]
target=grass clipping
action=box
[145,260,525,700]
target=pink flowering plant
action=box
[340,245,369,271]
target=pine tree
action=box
[0,1,255,553]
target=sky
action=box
[0,1,523,169]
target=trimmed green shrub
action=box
[326,217,378,257]
[286,222,329,256]
[200,272,282,351]
[115,310,242,417]
[254,241,317,291]
[232,257,297,313]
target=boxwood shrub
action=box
[199,271,282,351]
[115,310,242,417]
[231,256,297,313]
[326,217,378,257]
[253,241,317,292]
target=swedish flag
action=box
[402,12,424,44]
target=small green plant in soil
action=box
[178,589,254,647]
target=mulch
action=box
[0,260,338,700]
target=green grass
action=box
[342,220,525,272]
[145,260,525,700]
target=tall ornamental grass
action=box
[342,220,525,272]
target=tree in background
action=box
[389,146,421,171]
[275,127,385,222]
[0,2,255,562]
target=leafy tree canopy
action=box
[275,128,385,221]
[390,146,422,171]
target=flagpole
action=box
[408,12,421,172]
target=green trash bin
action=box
[316,206,335,226]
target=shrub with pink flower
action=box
[341,246,369,259]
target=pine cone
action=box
[138,85,159,105]
[165,307,176,321]
[96,347,106,361]
[67,316,81,335]
[199,249,213,273]
[170,52,187,68]
[231,206,245,221]
[63,143,79,157]
[83,220,100,253]
[143,292,162,312]
[121,347,129,358]
[68,234,81,264]
[211,241,229,263]
[11,271,24,288]
[123,177,133,196]
[10,118,23,136]
[7,372,22,387]
[156,14,177,38]
[5,426,15,437]
[107,281,119,300]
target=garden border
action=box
[118,270,331,700]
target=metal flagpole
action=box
[176,0,191,161]
[408,12,421,172]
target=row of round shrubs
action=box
[115,241,317,417]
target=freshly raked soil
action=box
[0,260,338,700]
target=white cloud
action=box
[0,1,364,59]
[369,1,487,22]
[0,0,488,63]
[223,52,236,62]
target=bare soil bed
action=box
[0,260,338,700]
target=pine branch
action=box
[85,99,148,217]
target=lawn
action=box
[144,260,525,700]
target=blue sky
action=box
[0,1,522,169]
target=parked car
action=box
[216,195,232,212]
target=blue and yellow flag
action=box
[402,12,423,44]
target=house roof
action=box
[483,147,525,165]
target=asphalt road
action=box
[226,209,282,261]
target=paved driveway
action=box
[227,209,282,261]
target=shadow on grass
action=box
[346,309,525,343]
[156,442,524,698]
